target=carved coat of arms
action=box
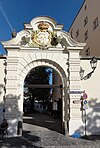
[31,22,52,47]
[20,21,59,49]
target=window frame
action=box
[76,29,79,38]
[84,16,88,27]
[84,30,88,41]
[85,47,90,56]
[93,17,98,30]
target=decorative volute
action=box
[1,16,86,51]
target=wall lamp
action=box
[80,57,97,80]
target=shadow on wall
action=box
[0,84,4,95]
[1,94,23,136]
[0,93,43,147]
[75,98,100,136]
[0,84,5,123]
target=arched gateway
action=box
[1,16,86,137]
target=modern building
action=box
[69,0,100,57]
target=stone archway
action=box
[20,59,68,134]
[1,16,86,137]
[22,60,68,134]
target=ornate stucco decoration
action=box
[19,21,60,49]
[32,22,51,46]
[30,22,55,48]
[1,16,86,51]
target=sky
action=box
[0,0,84,53]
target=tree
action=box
[24,66,52,110]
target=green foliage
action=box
[25,66,51,102]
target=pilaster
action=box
[68,48,84,136]
[4,51,22,137]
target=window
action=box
[85,48,90,56]
[85,5,87,10]
[70,29,73,38]
[84,30,88,41]
[84,16,88,27]
[93,17,98,30]
[76,29,79,38]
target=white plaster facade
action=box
[0,56,6,124]
[0,16,86,137]
[81,59,100,135]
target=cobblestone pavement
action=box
[0,113,100,148]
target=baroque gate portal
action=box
[1,16,86,137]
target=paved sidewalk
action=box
[0,113,99,148]
[0,131,100,148]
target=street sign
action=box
[82,91,88,110]
[83,100,88,105]
[73,100,81,104]
[83,92,88,99]
[83,104,88,110]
